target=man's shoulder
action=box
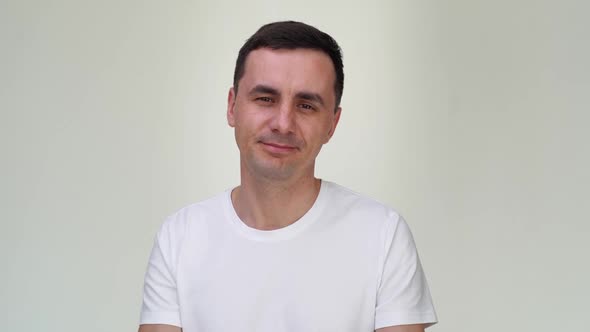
[323,180,402,225]
[325,181,399,211]
[174,189,229,217]
[158,189,231,234]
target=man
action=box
[138,21,437,332]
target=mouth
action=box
[259,141,298,153]
[263,142,296,149]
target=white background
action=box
[1,1,588,331]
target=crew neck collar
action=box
[223,180,330,242]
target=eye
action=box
[298,103,316,111]
[255,96,274,103]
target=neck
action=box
[231,170,321,231]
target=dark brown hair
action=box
[233,21,344,111]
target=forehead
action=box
[240,48,336,102]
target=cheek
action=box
[237,110,266,131]
[302,125,329,146]
[234,116,262,145]
[317,121,333,140]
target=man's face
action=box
[227,48,341,181]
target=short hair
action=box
[233,21,344,111]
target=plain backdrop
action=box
[1,1,589,331]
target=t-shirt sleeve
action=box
[139,217,183,327]
[374,213,438,329]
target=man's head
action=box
[227,21,343,182]
[233,21,344,111]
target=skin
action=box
[139,48,425,332]
[138,325,180,332]
[227,48,341,230]
[137,324,425,332]
[376,324,426,332]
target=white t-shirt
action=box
[140,181,437,331]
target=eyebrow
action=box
[248,84,325,108]
[295,91,325,107]
[248,84,279,96]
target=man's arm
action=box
[138,324,181,332]
[376,323,425,332]
[374,216,437,329]
[139,217,184,329]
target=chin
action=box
[248,158,298,181]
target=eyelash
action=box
[298,104,315,111]
[256,97,273,103]
[255,97,316,111]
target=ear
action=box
[227,87,237,127]
[324,106,342,143]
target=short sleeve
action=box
[139,217,183,327]
[375,213,438,329]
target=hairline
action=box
[234,46,340,112]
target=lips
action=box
[259,141,298,154]
[262,142,296,149]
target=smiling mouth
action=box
[259,141,299,153]
[263,142,296,149]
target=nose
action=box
[270,102,296,134]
